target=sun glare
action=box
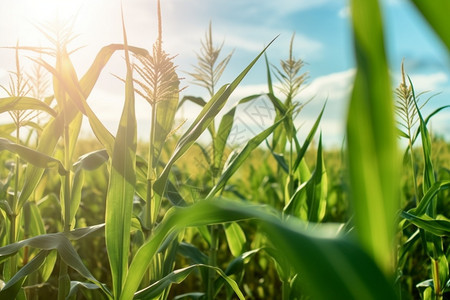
[17,0,90,45]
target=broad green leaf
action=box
[154,38,277,196]
[347,0,399,275]
[17,113,65,209]
[104,16,137,299]
[17,44,147,210]
[401,212,450,237]
[0,138,66,177]
[73,149,109,172]
[121,199,396,300]
[41,250,57,283]
[177,242,208,264]
[0,225,107,296]
[223,248,260,276]
[410,180,450,216]
[409,0,450,52]
[305,134,327,223]
[0,250,49,298]
[206,116,285,200]
[134,264,245,300]
[120,200,256,300]
[38,53,115,155]
[67,281,110,300]
[0,96,56,117]
[79,44,149,98]
[224,222,246,257]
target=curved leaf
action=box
[134,264,244,300]
[0,138,66,176]
[120,199,396,300]
[0,96,56,117]
[347,0,399,275]
[154,38,277,196]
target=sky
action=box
[0,0,449,148]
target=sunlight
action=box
[16,0,90,44]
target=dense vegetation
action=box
[0,0,449,299]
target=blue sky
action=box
[0,0,449,148]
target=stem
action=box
[146,102,158,228]
[407,129,419,205]
[207,225,219,300]
[432,258,442,300]
[8,126,21,279]
[58,96,72,300]
[282,278,290,300]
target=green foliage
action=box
[0,0,449,299]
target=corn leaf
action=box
[0,250,49,299]
[0,96,56,117]
[154,38,277,196]
[224,222,246,257]
[104,15,137,298]
[401,212,450,237]
[293,103,325,171]
[121,199,396,300]
[0,225,105,291]
[134,264,244,300]
[0,138,66,176]
[73,149,109,172]
[409,0,450,51]
[206,116,285,200]
[346,0,399,275]
[213,94,261,177]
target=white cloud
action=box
[302,69,355,102]
[408,72,449,92]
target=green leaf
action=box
[154,38,277,196]
[0,225,107,296]
[73,149,109,172]
[410,180,450,216]
[67,281,110,300]
[0,138,66,176]
[293,103,326,171]
[409,0,450,52]
[206,116,285,200]
[37,53,116,155]
[0,250,49,298]
[178,242,208,265]
[401,212,450,237]
[134,264,244,300]
[69,170,84,227]
[104,16,137,299]
[122,199,396,300]
[346,0,399,275]
[285,134,328,222]
[224,222,246,257]
[0,96,56,117]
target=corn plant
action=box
[395,69,450,299]
[0,0,449,299]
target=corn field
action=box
[0,0,450,299]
